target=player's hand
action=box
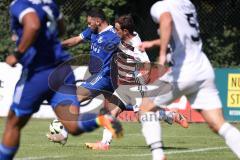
[159,51,167,66]
[139,41,154,52]
[5,54,18,67]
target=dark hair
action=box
[87,8,106,21]
[115,15,135,34]
[55,0,65,5]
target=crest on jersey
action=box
[97,36,103,43]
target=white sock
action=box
[218,123,240,158]
[61,127,68,138]
[152,149,165,160]
[140,112,165,160]
[101,128,112,145]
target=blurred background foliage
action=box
[0,0,13,61]
[0,0,239,67]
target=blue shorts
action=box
[80,72,114,96]
[10,64,80,117]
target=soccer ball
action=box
[49,119,64,134]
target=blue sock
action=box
[0,144,19,160]
[125,104,134,111]
[77,113,100,132]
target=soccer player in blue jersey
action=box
[47,8,122,143]
[62,8,120,114]
[62,8,120,76]
[0,1,122,159]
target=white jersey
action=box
[151,0,215,82]
[113,33,150,112]
[116,32,150,85]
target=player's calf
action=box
[0,111,31,160]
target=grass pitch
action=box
[0,119,239,160]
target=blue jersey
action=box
[80,26,120,75]
[10,0,70,71]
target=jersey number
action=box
[28,0,56,33]
[43,6,57,33]
[185,13,200,42]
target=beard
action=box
[92,27,98,34]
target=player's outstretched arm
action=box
[61,36,83,48]
[139,39,161,52]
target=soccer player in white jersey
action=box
[139,0,240,160]
[85,15,188,151]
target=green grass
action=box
[0,118,239,160]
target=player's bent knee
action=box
[6,113,31,131]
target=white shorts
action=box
[148,79,222,110]
[113,85,146,112]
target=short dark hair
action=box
[115,15,135,34]
[87,8,106,21]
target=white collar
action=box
[98,25,113,34]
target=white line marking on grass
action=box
[14,146,229,159]
[125,134,222,139]
[165,146,228,155]
[15,155,68,160]
[92,146,228,157]
[89,133,221,138]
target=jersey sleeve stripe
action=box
[57,13,63,21]
[79,33,85,40]
[19,8,36,24]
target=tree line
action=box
[0,0,239,67]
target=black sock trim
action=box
[149,141,163,151]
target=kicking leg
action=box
[47,86,119,144]
[50,103,123,140]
